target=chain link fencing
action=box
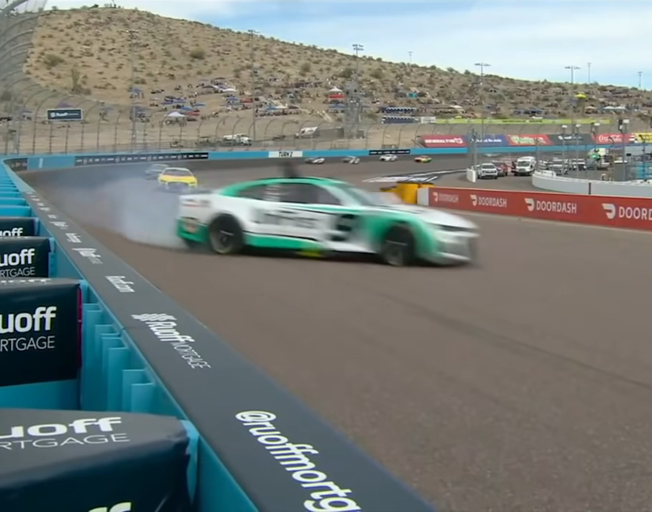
[0,5,638,157]
[1,112,633,155]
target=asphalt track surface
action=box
[24,156,652,512]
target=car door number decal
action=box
[331,214,359,242]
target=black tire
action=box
[380,224,416,267]
[208,215,244,255]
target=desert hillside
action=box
[22,6,652,122]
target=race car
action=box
[176,170,478,267]
[305,157,325,164]
[414,155,432,163]
[145,163,169,179]
[157,167,198,191]
[379,154,398,162]
[342,156,360,164]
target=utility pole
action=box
[587,62,591,84]
[347,43,364,139]
[565,65,580,132]
[408,51,412,66]
[638,71,643,90]
[248,29,257,143]
[127,28,138,151]
[474,62,490,141]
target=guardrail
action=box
[532,170,652,197]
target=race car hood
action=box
[375,204,477,229]
[160,175,197,184]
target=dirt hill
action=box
[24,7,652,123]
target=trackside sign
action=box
[428,186,652,231]
[0,409,193,511]
[0,278,81,387]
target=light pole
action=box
[619,119,630,181]
[475,62,490,140]
[561,124,568,170]
[470,128,478,171]
[127,28,138,151]
[565,65,580,125]
[348,43,364,138]
[248,29,258,143]
[572,123,581,177]
[590,121,600,177]
[587,62,591,84]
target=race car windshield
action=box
[164,169,192,176]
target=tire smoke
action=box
[23,165,186,249]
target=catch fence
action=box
[0,107,626,155]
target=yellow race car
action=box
[157,167,198,191]
[414,155,432,163]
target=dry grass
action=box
[24,7,652,124]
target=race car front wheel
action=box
[380,225,416,267]
[208,215,244,255]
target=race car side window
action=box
[277,183,341,205]
[237,184,267,200]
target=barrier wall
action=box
[532,171,652,197]
[417,185,652,231]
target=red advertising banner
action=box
[420,135,467,148]
[428,187,652,231]
[593,132,638,145]
[506,134,552,146]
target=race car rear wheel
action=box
[380,225,416,267]
[208,215,244,255]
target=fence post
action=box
[15,84,43,154]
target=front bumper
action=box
[424,231,478,265]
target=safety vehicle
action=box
[145,163,169,179]
[176,168,478,267]
[305,157,325,164]
[158,167,198,191]
[342,156,361,164]
[414,155,432,163]
[477,163,499,179]
[379,154,398,162]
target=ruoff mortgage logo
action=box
[131,314,210,369]
[0,238,50,278]
[0,416,128,450]
[0,306,58,353]
[106,276,135,293]
[602,203,652,221]
[89,503,132,512]
[524,198,577,214]
[0,227,24,237]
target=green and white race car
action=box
[176,175,478,266]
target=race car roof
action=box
[220,176,349,196]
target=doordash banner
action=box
[428,186,652,231]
